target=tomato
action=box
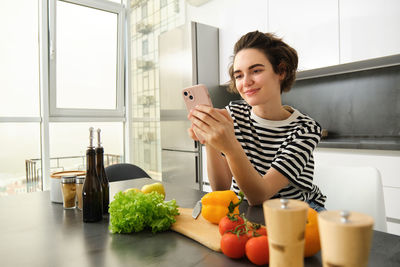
[245,235,269,266]
[218,215,245,235]
[220,232,249,259]
[246,225,267,238]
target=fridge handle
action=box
[195,155,199,184]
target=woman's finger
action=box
[195,105,231,123]
[187,127,199,141]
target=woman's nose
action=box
[243,74,253,86]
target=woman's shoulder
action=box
[227,100,250,113]
[290,107,322,134]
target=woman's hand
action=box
[187,124,199,142]
[188,105,240,155]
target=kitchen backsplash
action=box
[282,64,400,150]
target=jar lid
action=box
[76,175,85,184]
[318,210,374,227]
[263,198,309,211]
[51,170,85,179]
[61,175,76,183]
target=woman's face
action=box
[233,48,282,107]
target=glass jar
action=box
[61,175,76,209]
[76,175,85,210]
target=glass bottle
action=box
[83,127,103,222]
[96,128,110,215]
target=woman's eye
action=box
[253,69,262,73]
[234,74,242,80]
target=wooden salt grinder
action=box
[318,210,374,267]
[263,199,309,267]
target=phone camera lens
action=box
[183,91,188,96]
[189,95,194,100]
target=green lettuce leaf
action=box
[109,190,179,234]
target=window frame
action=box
[48,0,126,118]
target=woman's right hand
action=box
[188,105,241,155]
[187,124,200,142]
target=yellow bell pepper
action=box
[201,190,244,224]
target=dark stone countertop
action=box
[0,178,399,267]
[319,136,400,150]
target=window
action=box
[130,0,183,179]
[49,0,125,117]
[0,0,127,195]
[142,3,148,18]
[142,39,149,55]
[49,122,124,170]
[0,0,42,195]
[55,2,118,110]
[0,0,40,117]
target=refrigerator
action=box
[159,21,241,191]
[159,22,218,191]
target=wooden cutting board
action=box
[171,207,221,252]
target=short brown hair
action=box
[228,31,298,94]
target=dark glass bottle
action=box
[96,128,110,215]
[83,127,103,222]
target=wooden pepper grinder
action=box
[318,210,374,267]
[263,198,309,267]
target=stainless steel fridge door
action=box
[159,23,195,111]
[160,120,198,152]
[161,149,201,190]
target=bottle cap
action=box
[88,127,94,148]
[97,128,102,147]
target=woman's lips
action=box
[244,88,260,96]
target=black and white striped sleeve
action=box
[271,125,322,190]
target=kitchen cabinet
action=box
[340,0,400,64]
[268,0,339,71]
[184,0,400,81]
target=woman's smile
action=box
[243,88,260,96]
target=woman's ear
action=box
[278,62,286,81]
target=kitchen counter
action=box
[0,178,399,267]
[319,136,400,150]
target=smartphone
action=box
[182,84,213,141]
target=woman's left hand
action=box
[188,105,240,155]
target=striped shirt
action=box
[227,100,326,206]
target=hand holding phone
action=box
[182,84,213,142]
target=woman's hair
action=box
[228,31,298,94]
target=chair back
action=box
[313,164,387,232]
[105,163,150,182]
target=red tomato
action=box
[220,233,249,259]
[246,225,267,238]
[218,215,245,236]
[245,235,269,265]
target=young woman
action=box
[187,31,326,211]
